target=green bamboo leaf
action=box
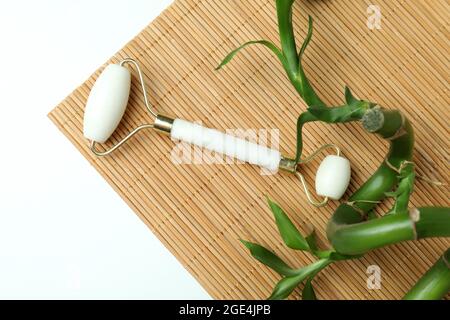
[296,15,325,108]
[268,272,307,300]
[306,230,339,259]
[345,86,357,105]
[305,229,333,259]
[267,198,310,251]
[268,258,332,300]
[308,104,366,123]
[274,1,326,107]
[304,86,370,124]
[276,0,298,73]
[294,100,369,164]
[216,40,285,70]
[240,240,298,276]
[298,15,313,61]
[268,257,333,300]
[302,277,317,300]
[386,162,415,215]
[305,229,318,253]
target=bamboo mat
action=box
[48,0,449,299]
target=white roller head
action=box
[83,64,131,143]
[315,155,351,200]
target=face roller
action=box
[83,58,351,207]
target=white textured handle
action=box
[170,119,281,171]
[83,64,131,143]
[315,155,351,200]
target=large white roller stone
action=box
[83,64,131,143]
[170,119,281,171]
[315,155,351,200]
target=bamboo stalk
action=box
[404,248,450,300]
[328,206,450,255]
[226,0,450,300]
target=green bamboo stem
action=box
[325,107,418,254]
[228,0,450,300]
[349,108,414,212]
[403,248,450,300]
[328,206,450,255]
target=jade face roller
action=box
[83,58,351,207]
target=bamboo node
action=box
[362,106,384,133]
[385,160,446,187]
[409,208,420,240]
[409,208,420,223]
[346,201,368,218]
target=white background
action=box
[0,0,210,299]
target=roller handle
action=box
[170,119,351,200]
[170,119,282,171]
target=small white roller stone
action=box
[83,64,131,143]
[315,155,351,200]
[170,119,281,171]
